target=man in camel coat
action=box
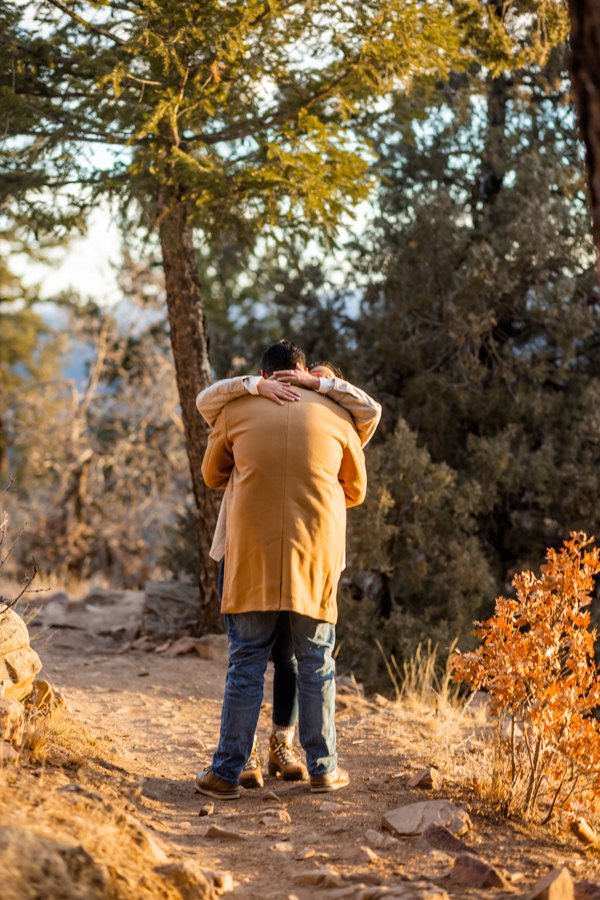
[196,340,367,799]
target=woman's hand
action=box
[273,364,320,390]
[257,378,301,405]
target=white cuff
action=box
[243,375,262,395]
[317,377,335,394]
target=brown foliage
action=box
[451,532,600,820]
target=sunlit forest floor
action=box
[2,593,600,900]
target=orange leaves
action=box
[451,532,600,820]
[210,60,224,83]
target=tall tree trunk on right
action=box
[157,189,223,635]
[568,0,600,280]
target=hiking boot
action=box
[310,766,350,793]
[196,768,240,800]
[239,736,264,789]
[268,730,308,781]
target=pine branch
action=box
[45,0,128,46]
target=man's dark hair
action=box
[310,360,344,379]
[261,340,306,377]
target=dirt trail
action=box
[22,592,600,899]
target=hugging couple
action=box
[195,340,381,799]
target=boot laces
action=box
[275,740,296,766]
[243,745,263,771]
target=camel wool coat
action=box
[201,387,367,624]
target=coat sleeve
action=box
[338,428,367,508]
[322,378,382,448]
[201,407,234,489]
[196,376,261,427]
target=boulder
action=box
[0,608,31,654]
[382,800,472,837]
[0,609,42,701]
[525,867,575,900]
[0,698,24,744]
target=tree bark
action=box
[568,0,600,281]
[157,190,223,635]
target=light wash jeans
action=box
[210,610,337,784]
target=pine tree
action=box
[568,0,600,272]
[0,0,461,628]
[343,42,600,677]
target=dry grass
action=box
[0,706,194,900]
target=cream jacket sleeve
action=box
[196,376,262,427]
[197,374,382,446]
[318,378,382,447]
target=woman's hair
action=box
[309,360,344,379]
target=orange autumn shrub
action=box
[451,532,600,821]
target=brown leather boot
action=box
[195,768,240,800]
[310,765,349,793]
[268,730,308,781]
[239,735,264,789]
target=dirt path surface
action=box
[21,592,600,899]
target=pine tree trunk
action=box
[157,190,223,635]
[569,0,600,279]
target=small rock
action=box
[204,824,249,842]
[195,644,225,661]
[0,740,19,761]
[259,807,291,823]
[570,818,599,849]
[416,823,474,855]
[372,693,389,707]
[163,636,198,657]
[156,860,213,900]
[0,698,24,744]
[321,801,347,813]
[261,790,281,802]
[382,800,472,837]
[211,871,234,895]
[260,816,289,827]
[348,869,384,886]
[199,803,214,817]
[271,842,294,852]
[295,849,316,860]
[131,636,157,652]
[452,854,507,889]
[337,846,380,865]
[364,828,399,849]
[525,867,574,900]
[296,866,344,889]
[575,882,600,899]
[409,883,451,900]
[408,768,443,790]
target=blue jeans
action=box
[218,558,298,728]
[210,610,337,783]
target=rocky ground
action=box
[3,589,600,900]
